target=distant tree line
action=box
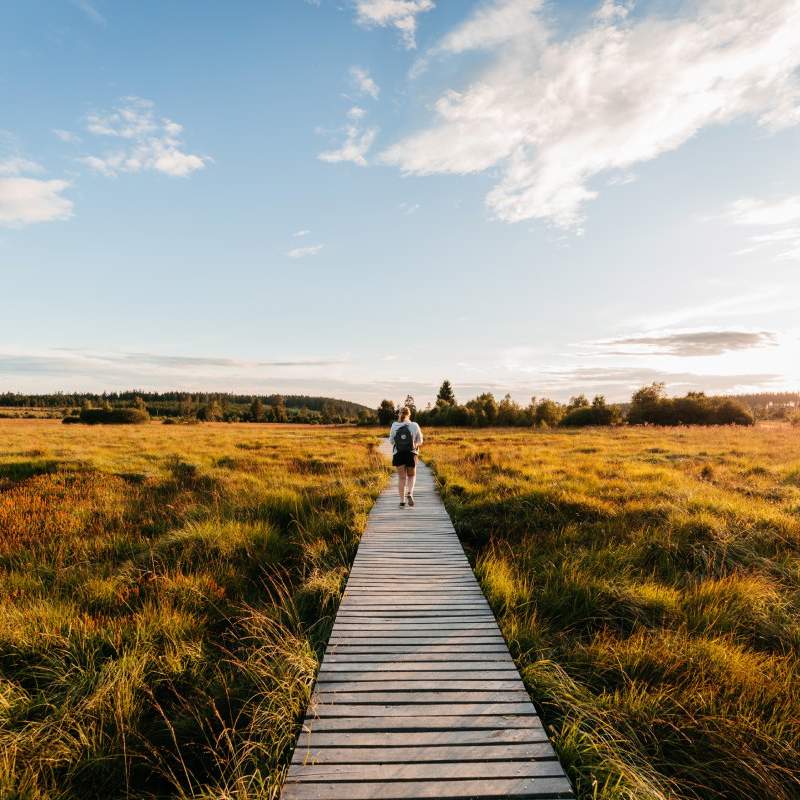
[2,391,375,424]
[377,380,756,428]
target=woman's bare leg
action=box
[396,465,407,501]
[406,464,417,499]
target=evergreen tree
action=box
[249,397,265,422]
[403,394,417,420]
[273,395,288,423]
[436,379,456,406]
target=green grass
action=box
[0,420,389,800]
[423,425,800,800]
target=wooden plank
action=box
[318,668,518,680]
[296,728,546,748]
[287,760,567,781]
[314,690,533,704]
[320,652,518,675]
[328,636,506,644]
[290,742,556,764]
[282,777,574,799]
[326,643,507,650]
[316,680,523,691]
[300,714,542,732]
[307,702,536,717]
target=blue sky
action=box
[2,0,800,406]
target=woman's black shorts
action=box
[392,451,418,468]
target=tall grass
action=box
[424,425,800,800]
[0,420,389,800]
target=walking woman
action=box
[389,406,424,507]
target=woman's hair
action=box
[399,406,411,420]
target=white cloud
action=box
[435,0,544,55]
[293,229,311,237]
[81,97,208,178]
[593,0,634,22]
[350,66,380,99]
[382,0,800,229]
[287,243,324,258]
[0,157,44,176]
[52,129,81,144]
[724,195,800,261]
[320,72,379,166]
[354,0,435,49]
[398,201,420,214]
[0,178,73,227]
[319,125,377,166]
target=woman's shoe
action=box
[407,495,415,507]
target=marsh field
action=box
[1,420,799,800]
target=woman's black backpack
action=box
[395,424,413,452]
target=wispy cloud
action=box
[293,229,311,237]
[0,157,44,176]
[318,122,377,167]
[70,0,106,25]
[624,289,798,331]
[0,348,347,393]
[589,330,778,357]
[354,0,435,50]
[287,243,324,258]
[80,97,209,178]
[319,71,379,166]
[350,66,380,99]
[724,195,800,262]
[383,0,800,229]
[53,129,81,144]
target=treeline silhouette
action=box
[377,380,758,428]
[0,391,371,424]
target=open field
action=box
[0,420,389,800]
[3,420,800,800]
[423,425,800,800]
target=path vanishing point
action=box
[281,445,574,800]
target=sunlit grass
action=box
[0,420,389,800]
[424,424,800,800]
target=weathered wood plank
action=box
[290,742,556,764]
[316,679,521,689]
[282,777,574,800]
[307,702,536,717]
[287,760,567,781]
[295,727,546,748]
[299,714,543,732]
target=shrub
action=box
[628,384,754,426]
[561,396,621,427]
[534,398,565,427]
[67,408,150,425]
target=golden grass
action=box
[423,424,800,800]
[0,420,389,800]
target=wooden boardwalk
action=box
[282,454,573,800]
